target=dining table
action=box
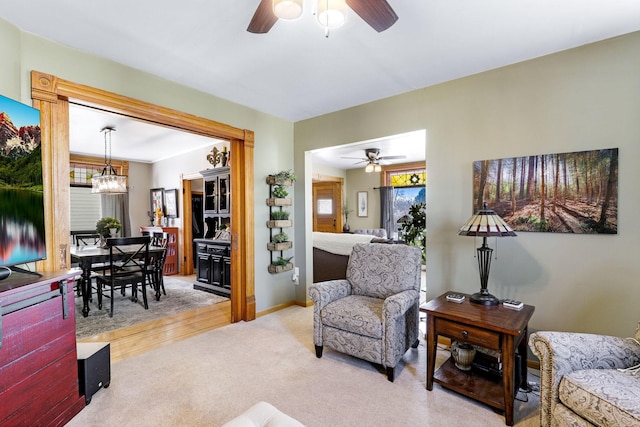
[71,244,166,317]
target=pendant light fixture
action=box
[92,126,128,194]
[273,0,303,20]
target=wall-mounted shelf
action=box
[267,198,292,207]
[266,174,294,274]
[267,241,293,251]
[267,220,292,228]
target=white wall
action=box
[127,161,153,233]
[344,168,381,231]
[295,32,640,338]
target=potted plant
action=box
[270,210,290,220]
[272,185,289,199]
[96,217,122,238]
[342,204,353,232]
[267,170,296,186]
[398,203,426,263]
[271,231,289,243]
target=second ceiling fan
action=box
[247,0,398,34]
[342,148,406,172]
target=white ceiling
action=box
[2,1,639,164]
[68,103,221,163]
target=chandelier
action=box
[92,126,127,194]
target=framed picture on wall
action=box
[164,189,179,218]
[150,188,164,215]
[357,191,368,217]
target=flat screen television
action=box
[0,94,45,280]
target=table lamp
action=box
[458,202,516,305]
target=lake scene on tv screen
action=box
[0,94,46,266]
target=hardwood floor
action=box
[77,274,232,363]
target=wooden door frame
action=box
[31,70,255,322]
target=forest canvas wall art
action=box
[473,148,618,234]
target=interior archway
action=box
[31,70,255,322]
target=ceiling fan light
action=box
[273,0,303,20]
[374,164,382,173]
[365,163,374,173]
[317,0,347,28]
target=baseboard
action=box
[256,301,298,318]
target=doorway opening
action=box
[32,70,255,322]
[305,130,426,285]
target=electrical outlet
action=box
[292,266,300,285]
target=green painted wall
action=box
[295,32,640,338]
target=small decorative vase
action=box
[343,223,350,232]
[109,227,118,238]
[451,341,476,371]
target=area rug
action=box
[75,277,228,339]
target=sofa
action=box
[529,324,640,426]
[312,232,379,283]
[353,228,388,239]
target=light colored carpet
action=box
[67,305,540,426]
[75,277,228,339]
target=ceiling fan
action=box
[342,148,406,165]
[247,0,398,34]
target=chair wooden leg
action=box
[159,272,166,295]
[315,345,323,358]
[141,281,149,309]
[386,366,395,382]
[109,286,114,317]
[97,281,103,309]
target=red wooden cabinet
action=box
[0,271,85,425]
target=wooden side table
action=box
[421,293,534,426]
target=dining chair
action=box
[75,233,101,246]
[72,233,105,300]
[95,236,151,317]
[146,232,168,299]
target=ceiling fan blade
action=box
[346,0,398,32]
[247,0,278,34]
[379,155,406,160]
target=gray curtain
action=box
[101,193,131,236]
[379,186,395,239]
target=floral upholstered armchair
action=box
[529,323,640,426]
[308,243,422,382]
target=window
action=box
[69,154,128,231]
[317,199,333,215]
[70,186,102,231]
[385,167,426,233]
